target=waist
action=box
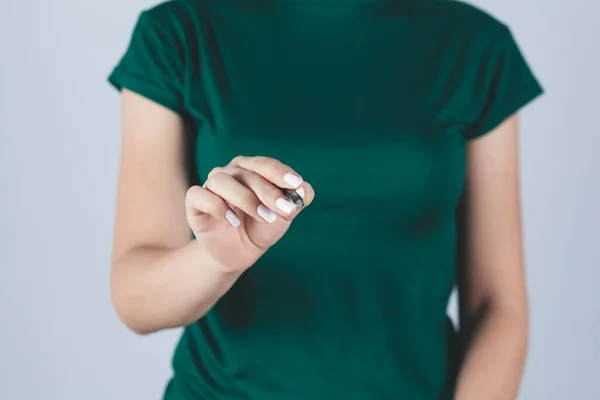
[170,316,458,400]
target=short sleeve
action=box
[108,11,186,115]
[464,26,544,140]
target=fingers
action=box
[192,157,314,228]
[185,185,241,228]
[228,156,304,190]
[204,172,278,224]
[230,167,314,219]
[297,181,315,206]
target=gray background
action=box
[1,0,597,399]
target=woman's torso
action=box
[123,0,521,398]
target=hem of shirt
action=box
[107,66,186,116]
[465,84,544,141]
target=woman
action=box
[108,0,543,399]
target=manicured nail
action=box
[283,172,303,188]
[296,186,305,199]
[276,197,297,214]
[225,209,241,227]
[257,204,277,223]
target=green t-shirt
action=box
[108,0,543,398]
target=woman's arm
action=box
[110,90,242,335]
[454,114,529,400]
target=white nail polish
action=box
[283,173,303,189]
[276,197,297,214]
[225,209,241,227]
[296,186,305,199]
[257,204,277,223]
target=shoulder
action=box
[419,0,512,43]
[138,0,206,43]
[143,0,204,20]
[425,1,509,32]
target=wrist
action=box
[189,239,249,278]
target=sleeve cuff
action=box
[465,83,544,141]
[108,66,186,116]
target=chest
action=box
[186,5,471,233]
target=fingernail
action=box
[225,209,241,227]
[283,173,303,188]
[276,197,297,214]
[296,186,305,199]
[257,204,277,223]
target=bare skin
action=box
[111,89,528,398]
[455,114,528,400]
[110,89,314,334]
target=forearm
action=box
[111,240,242,334]
[454,307,528,400]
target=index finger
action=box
[229,156,304,189]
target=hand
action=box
[185,156,314,273]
